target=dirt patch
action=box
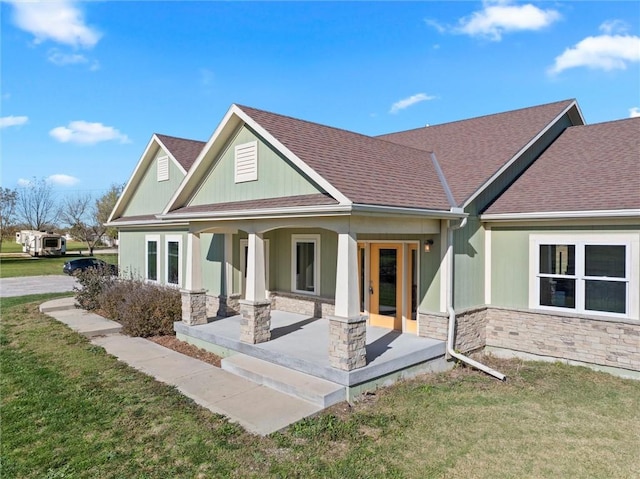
[148,335,222,367]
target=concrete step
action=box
[221,354,345,408]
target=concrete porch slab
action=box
[175,310,447,387]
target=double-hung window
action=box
[292,235,320,295]
[530,234,638,318]
[165,235,182,286]
[145,235,160,282]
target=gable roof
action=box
[155,134,205,171]
[234,105,452,211]
[483,117,640,217]
[378,99,582,207]
[108,133,205,223]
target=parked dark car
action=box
[63,257,118,276]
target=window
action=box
[530,234,637,318]
[292,235,320,295]
[165,235,182,286]
[234,141,258,183]
[157,156,169,182]
[145,235,160,282]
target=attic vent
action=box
[157,156,169,182]
[234,141,258,183]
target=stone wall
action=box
[418,307,487,353]
[270,291,335,318]
[486,308,640,372]
[206,294,241,318]
[328,315,366,370]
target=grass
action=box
[0,253,118,278]
[1,239,109,255]
[2,296,639,478]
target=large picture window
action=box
[530,234,637,318]
[165,235,182,286]
[292,235,320,295]
[145,235,160,282]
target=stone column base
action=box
[327,314,367,371]
[239,299,272,344]
[181,289,208,326]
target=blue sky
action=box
[1,1,639,197]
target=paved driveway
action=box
[0,275,78,298]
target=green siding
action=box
[123,148,185,217]
[118,229,188,287]
[491,225,640,309]
[188,125,323,206]
[453,217,485,309]
[201,233,226,296]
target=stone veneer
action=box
[328,315,367,370]
[239,299,271,344]
[270,291,335,318]
[181,289,207,326]
[486,308,640,372]
[418,307,487,353]
[206,294,242,318]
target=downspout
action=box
[446,217,506,381]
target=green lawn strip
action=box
[2,298,639,478]
[0,254,118,278]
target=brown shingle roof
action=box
[484,118,640,214]
[169,194,338,216]
[378,99,576,206]
[156,134,205,171]
[236,105,452,211]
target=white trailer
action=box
[17,230,67,256]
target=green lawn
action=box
[2,296,639,478]
[0,254,118,278]
[1,239,110,254]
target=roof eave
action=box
[481,209,640,222]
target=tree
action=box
[16,178,60,231]
[60,184,123,256]
[97,183,124,243]
[0,187,18,252]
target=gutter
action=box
[480,209,640,222]
[445,217,506,381]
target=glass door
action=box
[369,244,403,330]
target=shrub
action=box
[114,282,181,337]
[73,265,118,311]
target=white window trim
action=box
[240,239,270,296]
[291,234,321,296]
[145,234,160,283]
[234,140,258,183]
[165,235,183,287]
[529,233,639,320]
[157,155,169,182]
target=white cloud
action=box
[8,0,100,48]
[0,115,28,128]
[48,49,88,66]
[50,121,131,145]
[549,34,640,74]
[47,174,80,186]
[600,20,629,35]
[17,178,32,187]
[630,107,640,118]
[427,1,560,41]
[390,93,435,114]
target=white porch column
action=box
[224,233,234,297]
[181,231,207,325]
[245,232,266,302]
[334,231,359,318]
[240,232,271,343]
[328,231,366,371]
[184,231,202,291]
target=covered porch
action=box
[175,309,448,388]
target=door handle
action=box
[369,286,374,295]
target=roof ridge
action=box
[378,98,576,137]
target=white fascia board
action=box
[233,105,351,205]
[480,209,640,222]
[108,134,162,223]
[463,100,581,209]
[351,203,467,219]
[154,137,188,176]
[159,204,353,221]
[163,106,241,215]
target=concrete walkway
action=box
[40,297,323,435]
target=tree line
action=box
[0,178,123,255]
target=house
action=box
[108,99,639,398]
